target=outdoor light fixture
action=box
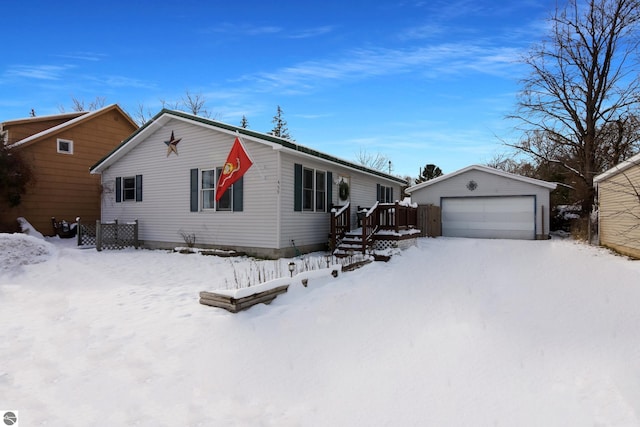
[288,262,295,277]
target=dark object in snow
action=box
[342,259,373,271]
[51,217,77,238]
[199,285,290,313]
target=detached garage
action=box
[406,165,557,240]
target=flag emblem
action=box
[215,137,253,201]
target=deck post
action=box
[96,220,102,252]
[134,219,139,249]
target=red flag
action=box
[215,137,253,201]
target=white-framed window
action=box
[201,169,216,210]
[378,184,394,203]
[301,166,327,212]
[115,175,143,203]
[302,167,315,211]
[57,138,73,154]
[294,163,330,213]
[315,170,326,211]
[190,168,243,212]
[216,167,232,211]
[122,177,136,201]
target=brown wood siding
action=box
[598,163,640,259]
[0,109,137,235]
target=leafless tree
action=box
[509,0,640,213]
[132,103,153,126]
[181,90,211,117]
[159,98,180,111]
[59,96,107,113]
[355,148,390,172]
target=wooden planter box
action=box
[199,284,289,313]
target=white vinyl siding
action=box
[100,118,279,250]
[598,164,640,258]
[410,168,552,239]
[98,115,405,255]
[279,152,403,250]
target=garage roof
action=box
[593,151,640,183]
[405,164,557,193]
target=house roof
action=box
[405,164,557,193]
[2,111,87,127]
[593,151,640,183]
[6,104,137,150]
[90,109,407,185]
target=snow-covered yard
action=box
[1,233,640,426]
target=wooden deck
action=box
[330,201,419,255]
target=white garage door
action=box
[441,196,535,239]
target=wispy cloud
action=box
[54,52,108,62]
[201,23,282,36]
[4,64,74,80]
[238,43,524,94]
[101,75,157,89]
[201,23,333,40]
[293,112,334,120]
[287,26,334,39]
[397,23,448,41]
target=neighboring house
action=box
[593,152,640,259]
[405,165,557,240]
[90,109,406,258]
[0,105,138,234]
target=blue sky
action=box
[1,0,555,178]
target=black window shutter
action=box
[190,169,199,212]
[294,163,302,211]
[391,187,394,203]
[376,183,381,202]
[135,175,143,202]
[233,176,243,212]
[326,171,333,208]
[115,177,122,203]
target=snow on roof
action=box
[405,164,557,193]
[593,151,640,183]
[7,104,134,150]
[2,111,86,127]
[90,109,407,185]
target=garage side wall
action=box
[597,164,640,259]
[410,170,552,239]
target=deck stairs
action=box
[333,228,373,258]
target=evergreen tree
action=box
[240,115,249,129]
[414,163,443,184]
[268,105,292,140]
[0,143,32,208]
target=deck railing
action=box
[360,202,380,254]
[376,202,418,233]
[330,202,350,251]
[331,200,419,254]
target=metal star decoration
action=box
[164,131,182,156]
